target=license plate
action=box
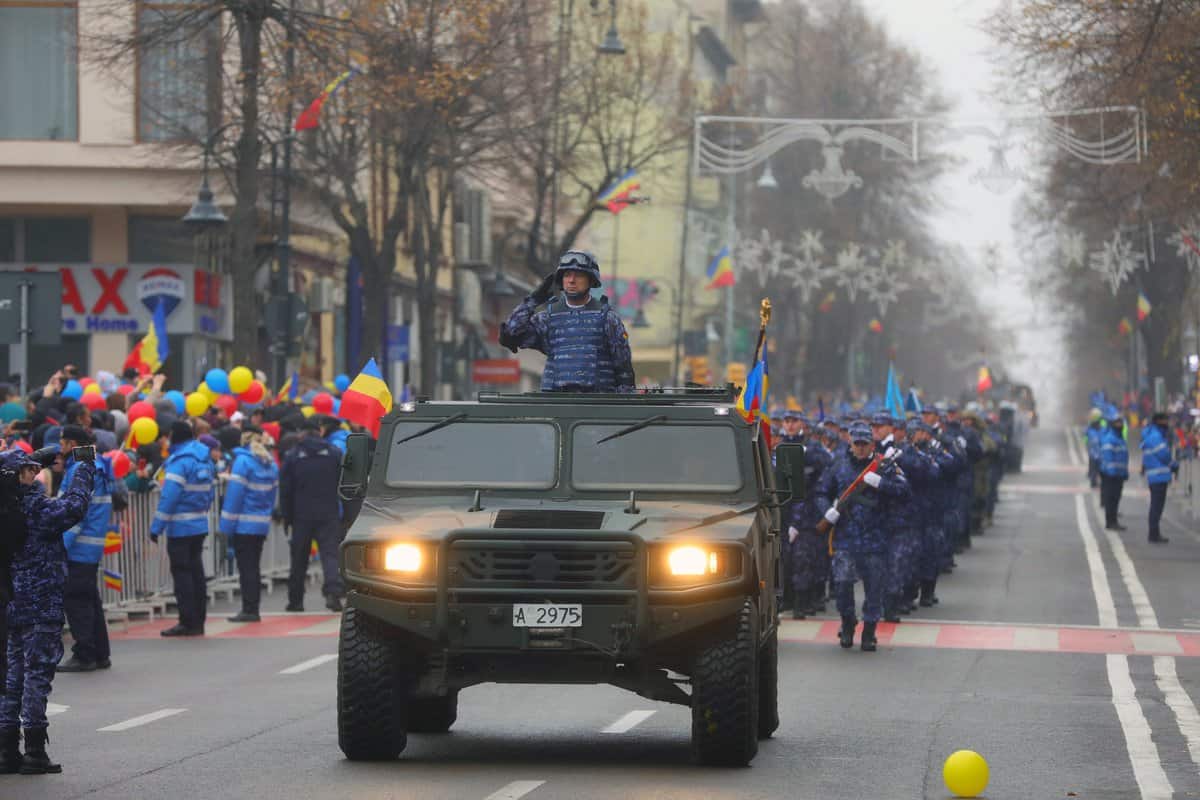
[512,603,583,628]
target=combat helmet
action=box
[555,250,602,288]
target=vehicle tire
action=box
[337,607,410,760]
[690,599,759,766]
[407,691,459,733]
[757,627,779,739]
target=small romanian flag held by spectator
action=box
[339,358,393,438]
[706,246,734,289]
[123,298,169,376]
[976,365,993,394]
[1117,317,1133,336]
[103,530,122,555]
[294,68,358,131]
[598,169,640,214]
[276,371,299,403]
[103,569,123,591]
[1137,291,1152,322]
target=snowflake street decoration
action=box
[909,257,942,287]
[1088,230,1142,295]
[1166,218,1200,272]
[921,279,968,330]
[782,229,831,302]
[734,229,788,285]
[1058,229,1087,268]
[880,240,908,272]
[863,243,909,316]
[833,243,871,303]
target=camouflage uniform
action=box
[787,434,833,612]
[1,459,93,730]
[887,433,936,618]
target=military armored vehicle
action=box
[335,387,801,766]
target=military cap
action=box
[871,411,893,426]
[848,422,873,443]
[781,408,801,420]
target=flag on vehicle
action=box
[102,569,123,592]
[598,169,640,214]
[976,365,993,394]
[736,351,768,424]
[339,357,393,438]
[123,298,169,376]
[1137,291,1152,322]
[103,530,122,555]
[706,246,734,289]
[294,68,358,131]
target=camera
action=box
[71,445,95,464]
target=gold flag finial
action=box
[760,298,772,327]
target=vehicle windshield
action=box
[386,421,558,489]
[571,423,743,492]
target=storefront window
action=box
[0,4,78,141]
[138,4,220,142]
[129,216,195,263]
[24,218,90,263]
[0,220,15,262]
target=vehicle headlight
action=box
[667,545,720,576]
[384,543,423,573]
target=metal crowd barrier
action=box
[99,475,307,618]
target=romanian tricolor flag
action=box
[338,358,393,438]
[736,351,768,424]
[1117,317,1133,336]
[102,569,123,592]
[123,298,169,377]
[976,365,993,394]
[103,530,122,555]
[706,246,734,289]
[1137,291,1152,322]
[868,318,883,333]
[598,169,640,214]
[276,371,299,403]
[817,291,836,313]
[294,68,359,132]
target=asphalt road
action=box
[8,428,1200,800]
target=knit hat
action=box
[170,420,194,445]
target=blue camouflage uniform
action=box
[787,433,833,606]
[2,457,93,730]
[944,415,982,548]
[501,293,634,392]
[814,434,910,625]
[918,431,957,596]
[888,429,938,615]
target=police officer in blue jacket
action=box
[1085,409,1104,488]
[152,421,216,637]
[499,250,635,392]
[1140,411,1176,544]
[220,429,279,622]
[57,425,124,672]
[815,422,910,652]
[1099,411,1130,531]
[0,447,93,775]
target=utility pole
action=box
[272,0,296,391]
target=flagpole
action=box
[725,166,736,369]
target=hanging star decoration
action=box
[1058,229,1087,268]
[1088,230,1142,295]
[862,240,910,316]
[782,229,831,303]
[1166,218,1200,272]
[834,243,871,303]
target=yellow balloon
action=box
[943,750,989,798]
[228,366,254,395]
[185,392,210,417]
[83,383,102,395]
[301,405,316,417]
[198,381,218,401]
[130,417,159,446]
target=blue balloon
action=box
[62,379,83,400]
[165,390,186,415]
[332,399,341,415]
[205,368,230,395]
[334,374,350,393]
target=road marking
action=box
[1012,627,1059,650]
[1131,633,1183,655]
[98,708,187,732]
[286,617,344,636]
[279,654,338,675]
[1065,427,1084,467]
[785,620,823,640]
[601,710,655,734]
[483,780,546,800]
[1153,656,1200,768]
[1075,495,1118,628]
[46,703,68,717]
[889,625,939,646]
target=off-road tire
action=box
[690,599,759,766]
[757,626,779,739]
[337,607,410,760]
[407,691,459,733]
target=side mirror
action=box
[773,442,806,501]
[338,433,372,500]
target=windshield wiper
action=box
[596,414,668,444]
[395,412,468,445]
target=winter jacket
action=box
[1140,424,1176,485]
[787,440,833,530]
[1085,422,1103,461]
[150,440,216,538]
[8,460,93,625]
[897,444,940,531]
[280,435,342,523]
[1099,427,1130,479]
[220,448,279,536]
[815,452,910,555]
[326,428,350,454]
[62,455,125,564]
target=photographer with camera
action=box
[0,443,94,775]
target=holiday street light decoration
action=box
[801,143,863,201]
[735,228,790,285]
[863,240,910,316]
[1089,230,1143,295]
[833,243,872,303]
[970,144,1024,195]
[1058,229,1088,268]
[785,230,831,303]
[1166,219,1200,272]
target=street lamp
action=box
[756,161,778,190]
[181,131,229,230]
[596,0,625,55]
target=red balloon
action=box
[105,449,132,479]
[13,440,32,454]
[312,392,334,415]
[117,384,136,396]
[79,377,95,388]
[239,380,265,405]
[214,395,239,417]
[127,400,155,423]
[81,392,106,412]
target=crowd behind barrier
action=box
[97,475,302,617]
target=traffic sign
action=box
[471,359,521,384]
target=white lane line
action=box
[98,708,187,732]
[1075,494,1173,799]
[1099,524,1159,629]
[1012,628,1059,651]
[483,780,546,800]
[46,703,69,717]
[1153,656,1200,768]
[279,653,338,675]
[1074,495,1118,629]
[1065,427,1084,468]
[600,710,656,734]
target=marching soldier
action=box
[785,414,833,619]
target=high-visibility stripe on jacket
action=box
[1099,427,1129,479]
[220,447,279,536]
[1140,424,1176,485]
[151,440,215,538]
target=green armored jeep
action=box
[335,387,802,766]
